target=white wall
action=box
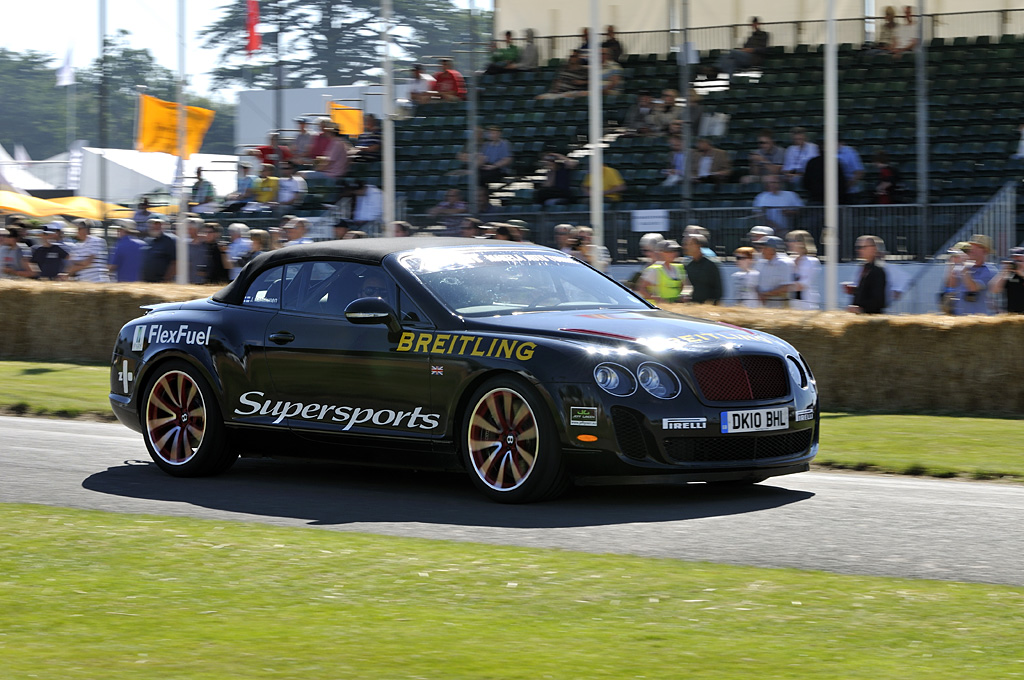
[235,84,416,149]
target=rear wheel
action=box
[462,376,570,503]
[142,360,237,477]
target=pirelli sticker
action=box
[396,331,536,361]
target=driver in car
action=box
[360,273,389,302]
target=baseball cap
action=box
[1010,246,1024,257]
[656,239,681,253]
[759,235,785,250]
[44,221,65,233]
[147,215,167,223]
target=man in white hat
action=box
[747,225,774,262]
[950,234,995,315]
[754,235,794,308]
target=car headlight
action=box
[593,362,637,397]
[636,362,681,399]
[786,355,808,389]
[799,354,816,384]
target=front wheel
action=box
[462,376,570,503]
[141,360,237,477]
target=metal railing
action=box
[406,203,994,263]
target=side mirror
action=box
[344,297,402,334]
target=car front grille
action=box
[664,429,814,464]
[692,355,789,402]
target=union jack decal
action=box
[431,365,444,375]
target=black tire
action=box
[462,375,570,503]
[141,360,237,477]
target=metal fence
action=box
[408,203,991,263]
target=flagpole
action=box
[175,0,188,284]
[382,0,395,230]
[99,0,108,232]
[66,80,72,153]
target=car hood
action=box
[467,309,795,356]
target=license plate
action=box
[721,408,788,433]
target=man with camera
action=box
[946,234,995,315]
[989,246,1024,314]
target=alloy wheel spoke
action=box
[516,424,537,442]
[511,402,531,430]
[471,413,500,435]
[470,438,501,453]
[515,443,536,468]
[485,394,505,430]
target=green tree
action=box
[0,49,69,161]
[0,35,236,163]
[200,0,491,89]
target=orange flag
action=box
[135,94,216,159]
[328,103,364,137]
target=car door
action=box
[223,264,291,429]
[262,259,442,444]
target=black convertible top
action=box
[212,237,554,305]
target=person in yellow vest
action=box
[637,239,685,304]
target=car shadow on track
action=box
[82,457,814,529]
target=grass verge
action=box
[813,412,1024,481]
[1,360,1021,481]
[0,359,113,420]
[2,503,1024,679]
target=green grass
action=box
[0,360,112,419]
[815,412,1024,480]
[1,360,1022,481]
[2,503,1023,679]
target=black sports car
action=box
[109,238,818,503]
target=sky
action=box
[5,0,492,101]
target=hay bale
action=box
[4,283,1024,415]
[663,304,1024,415]
[0,280,213,363]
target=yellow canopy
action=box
[107,204,181,220]
[0,191,70,218]
[48,196,128,220]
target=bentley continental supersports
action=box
[110,238,818,503]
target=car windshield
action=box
[398,247,650,317]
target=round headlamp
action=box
[636,362,681,399]
[593,362,636,397]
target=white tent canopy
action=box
[0,144,54,192]
[29,148,238,204]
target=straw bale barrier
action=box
[663,304,1024,416]
[0,280,209,364]
[2,280,1023,416]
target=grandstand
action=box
[333,29,1024,262]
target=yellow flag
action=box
[136,94,216,159]
[328,103,364,137]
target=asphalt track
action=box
[3,415,1024,587]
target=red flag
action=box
[246,0,261,55]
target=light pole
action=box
[382,0,396,229]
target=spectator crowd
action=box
[4,12,1020,316]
